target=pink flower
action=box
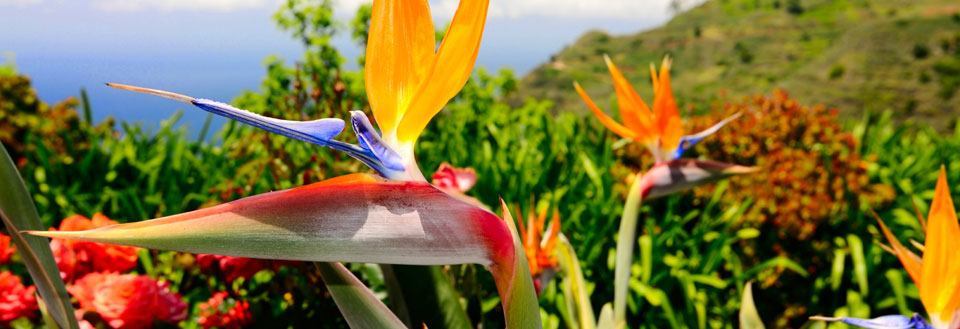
[196,292,252,329]
[69,272,186,329]
[0,234,14,265]
[50,214,140,281]
[431,163,477,193]
[0,271,38,324]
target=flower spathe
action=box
[575,56,741,163]
[815,167,960,329]
[69,272,187,329]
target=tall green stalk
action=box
[614,174,645,327]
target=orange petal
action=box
[874,212,923,286]
[396,0,489,142]
[515,204,528,245]
[603,55,653,133]
[541,211,561,256]
[365,0,436,136]
[649,63,660,93]
[651,57,683,153]
[919,167,960,323]
[574,82,637,140]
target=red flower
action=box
[69,272,186,329]
[0,233,14,265]
[0,271,38,324]
[50,214,140,281]
[196,254,292,283]
[431,163,477,193]
[196,292,252,329]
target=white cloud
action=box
[332,0,690,20]
[83,0,695,18]
[92,0,275,12]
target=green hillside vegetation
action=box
[520,0,960,129]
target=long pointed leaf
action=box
[0,143,78,329]
[557,234,596,329]
[315,262,406,329]
[739,282,765,329]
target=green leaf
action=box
[316,262,406,329]
[596,303,615,329]
[557,234,596,329]
[0,143,79,329]
[739,282,765,329]
[847,234,869,296]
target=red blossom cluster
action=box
[196,292,253,329]
[49,214,140,281]
[196,254,284,283]
[0,233,14,264]
[69,272,186,329]
[0,271,38,324]
[35,214,193,328]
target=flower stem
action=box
[614,173,645,326]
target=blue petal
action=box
[193,100,405,177]
[106,83,404,177]
[812,314,932,329]
[671,112,742,160]
[349,111,405,171]
[192,99,344,147]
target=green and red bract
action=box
[26,173,513,265]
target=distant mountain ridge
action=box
[518,0,960,129]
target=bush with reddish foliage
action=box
[689,90,893,239]
[0,271,38,324]
[69,272,186,329]
[196,292,252,329]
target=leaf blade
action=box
[0,143,78,329]
[316,262,406,329]
[739,282,765,329]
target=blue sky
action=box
[0,0,688,135]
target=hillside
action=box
[518,0,960,129]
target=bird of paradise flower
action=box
[574,55,755,328]
[812,167,960,329]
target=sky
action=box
[0,0,688,135]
